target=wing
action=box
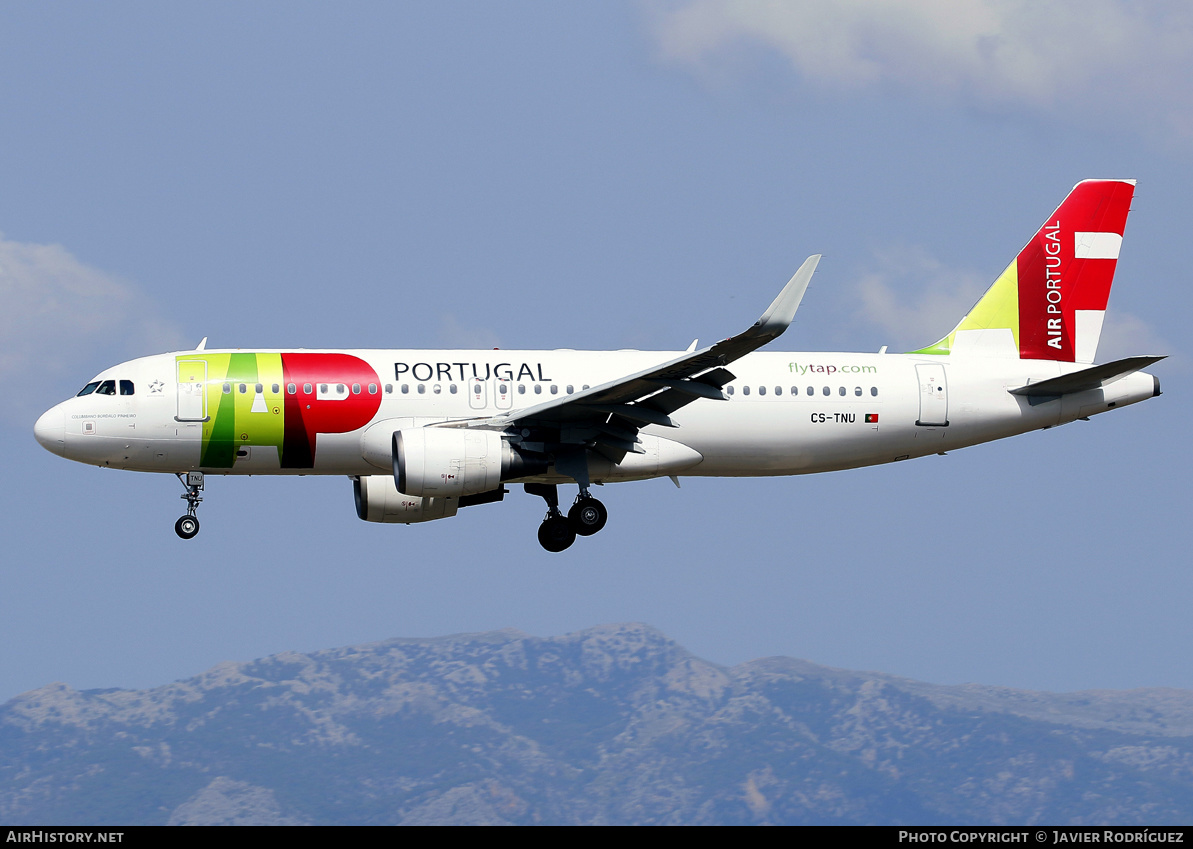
[447,255,821,462]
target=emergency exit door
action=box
[176,360,209,422]
[915,363,949,427]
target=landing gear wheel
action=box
[568,497,608,536]
[175,515,200,540]
[538,515,577,552]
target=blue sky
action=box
[1,1,1189,702]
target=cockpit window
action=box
[119,380,134,396]
[95,380,117,396]
[76,382,100,397]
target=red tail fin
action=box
[1018,179,1134,363]
[913,179,1135,363]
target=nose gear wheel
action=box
[175,515,200,539]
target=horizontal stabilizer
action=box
[1009,356,1165,398]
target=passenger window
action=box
[871,386,878,397]
[791,387,799,397]
[384,384,392,394]
[119,380,134,396]
[822,386,830,396]
[743,386,750,396]
[758,386,766,395]
[807,387,814,396]
[433,384,442,394]
[518,384,526,394]
[239,384,247,394]
[775,386,782,396]
[499,384,508,395]
[76,382,100,397]
[303,383,312,394]
[351,383,360,394]
[319,384,328,394]
[222,382,232,395]
[254,383,262,394]
[401,384,409,394]
[368,383,378,394]
[727,386,735,396]
[839,386,846,396]
[287,383,296,394]
[449,384,458,394]
[567,385,574,394]
[854,386,862,396]
[336,384,346,394]
[473,384,482,394]
[534,384,542,395]
[550,385,558,395]
[96,380,117,395]
[271,384,279,394]
[417,384,425,394]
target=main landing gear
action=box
[568,496,608,536]
[174,471,204,540]
[526,483,608,552]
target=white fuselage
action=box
[34,348,1159,482]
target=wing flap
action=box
[583,404,677,428]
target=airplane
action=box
[34,179,1162,552]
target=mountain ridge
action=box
[3,623,1191,825]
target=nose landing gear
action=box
[175,514,199,540]
[174,471,204,540]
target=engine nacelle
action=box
[393,427,545,498]
[353,475,459,524]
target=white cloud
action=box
[1095,310,1173,363]
[0,234,184,425]
[852,246,988,351]
[649,0,1193,143]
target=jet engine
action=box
[393,427,546,497]
[353,475,459,524]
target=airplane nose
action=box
[34,406,66,457]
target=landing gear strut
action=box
[526,483,608,552]
[175,471,204,540]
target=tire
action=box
[568,497,608,536]
[175,515,200,540]
[537,516,576,552]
